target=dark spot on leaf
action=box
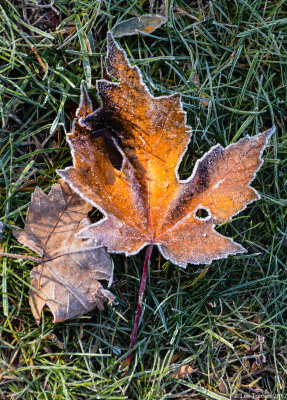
[195,207,210,220]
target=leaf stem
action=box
[0,252,43,263]
[125,243,153,366]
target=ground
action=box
[0,0,286,399]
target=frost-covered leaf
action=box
[58,33,273,268]
[112,14,166,38]
[14,180,114,324]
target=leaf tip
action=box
[253,125,274,143]
[76,81,93,118]
[107,31,116,49]
[262,125,275,143]
[29,288,43,325]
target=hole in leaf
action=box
[195,207,210,220]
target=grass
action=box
[0,0,286,398]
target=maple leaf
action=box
[14,180,114,324]
[58,33,273,267]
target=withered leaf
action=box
[14,180,114,324]
[58,33,273,267]
[172,363,197,379]
[112,14,166,38]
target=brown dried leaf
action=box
[14,180,114,324]
[58,33,274,267]
[172,363,197,379]
[112,14,166,38]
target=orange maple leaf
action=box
[58,33,273,267]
